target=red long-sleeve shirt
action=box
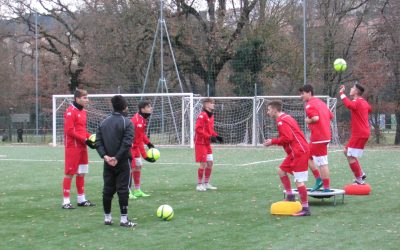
[131,112,151,158]
[194,111,218,145]
[271,113,309,156]
[305,97,333,143]
[340,94,371,138]
[64,103,90,148]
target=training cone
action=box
[270,201,302,215]
[344,183,371,195]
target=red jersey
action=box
[271,113,309,156]
[194,111,218,145]
[340,94,371,138]
[64,103,90,148]
[305,97,333,143]
[131,113,151,157]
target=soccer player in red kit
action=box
[194,98,223,191]
[129,100,156,199]
[299,84,334,192]
[264,101,311,216]
[62,89,96,209]
[339,83,371,184]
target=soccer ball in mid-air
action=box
[147,148,160,161]
[333,58,347,72]
[156,204,174,221]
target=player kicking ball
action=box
[339,83,371,184]
[264,101,311,216]
[129,100,156,199]
[194,98,223,191]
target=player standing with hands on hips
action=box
[129,100,156,199]
[95,95,136,227]
[339,83,371,184]
[264,101,311,216]
[62,89,96,209]
[299,84,334,192]
[194,98,223,191]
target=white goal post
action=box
[52,93,194,147]
[53,94,340,148]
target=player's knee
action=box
[277,169,285,176]
[103,186,116,198]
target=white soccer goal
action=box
[183,96,340,147]
[52,93,194,147]
[53,94,339,148]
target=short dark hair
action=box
[299,84,314,95]
[355,83,365,95]
[111,95,128,112]
[202,98,215,105]
[267,101,283,112]
[74,89,88,99]
[138,100,151,110]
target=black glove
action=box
[216,136,223,143]
[147,142,155,149]
[210,136,218,143]
[144,157,156,163]
[85,139,96,149]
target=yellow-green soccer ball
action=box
[147,148,160,161]
[157,204,174,221]
[333,58,347,72]
[89,133,96,143]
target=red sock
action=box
[280,175,292,194]
[356,159,364,175]
[133,170,141,189]
[197,168,204,184]
[312,168,320,179]
[349,161,362,178]
[297,185,308,206]
[322,178,330,189]
[204,168,212,183]
[63,177,72,198]
[76,176,85,195]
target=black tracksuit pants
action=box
[102,158,131,215]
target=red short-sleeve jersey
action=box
[305,97,333,143]
[340,94,371,138]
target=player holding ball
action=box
[129,100,156,199]
[194,98,223,191]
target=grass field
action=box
[0,145,399,250]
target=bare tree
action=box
[173,0,258,96]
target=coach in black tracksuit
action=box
[95,95,136,227]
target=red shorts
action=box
[346,137,369,150]
[279,153,309,174]
[195,144,212,163]
[64,147,88,175]
[131,145,147,158]
[309,142,328,157]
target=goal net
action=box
[183,96,340,147]
[53,94,340,148]
[52,93,194,147]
